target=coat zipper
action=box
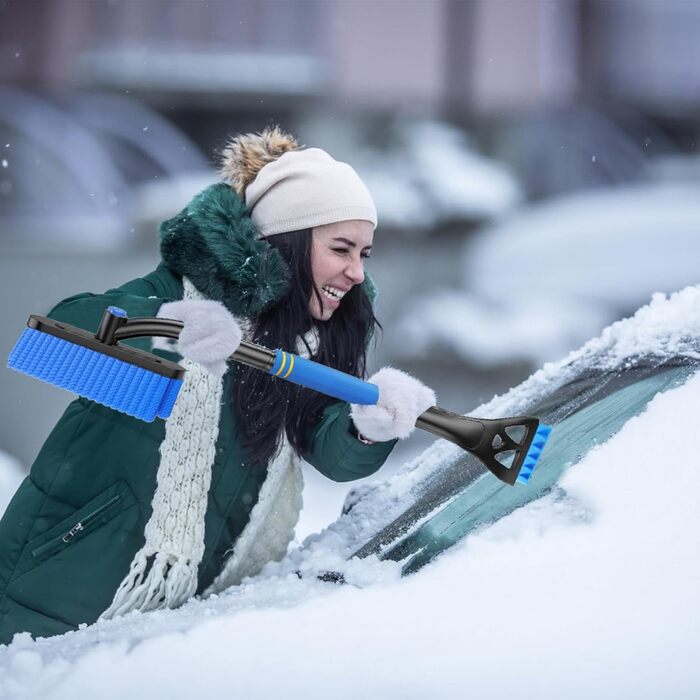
[31,494,122,559]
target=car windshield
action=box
[353,356,699,575]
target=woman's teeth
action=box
[322,286,346,301]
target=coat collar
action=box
[159,183,290,318]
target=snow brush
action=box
[7,307,551,486]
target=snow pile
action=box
[467,183,700,308]
[484,284,700,418]
[1,287,700,698]
[395,183,700,367]
[0,449,24,518]
[357,121,522,230]
[392,288,610,368]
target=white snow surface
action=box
[2,287,700,698]
[0,448,24,518]
[395,182,700,367]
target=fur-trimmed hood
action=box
[159,183,291,318]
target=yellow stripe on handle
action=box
[274,351,288,377]
[282,354,295,379]
[267,348,379,406]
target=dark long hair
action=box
[232,229,380,467]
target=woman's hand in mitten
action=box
[350,367,436,442]
[155,300,242,378]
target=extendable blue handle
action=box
[269,350,379,405]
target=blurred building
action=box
[2,0,700,467]
[2,0,699,227]
[3,0,700,117]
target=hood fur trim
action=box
[218,126,300,198]
[159,183,290,317]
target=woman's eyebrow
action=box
[332,237,372,250]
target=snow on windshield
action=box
[364,284,700,506]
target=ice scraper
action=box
[7,307,551,486]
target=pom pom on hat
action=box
[218,126,300,198]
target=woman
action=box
[0,127,435,643]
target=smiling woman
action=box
[0,125,437,643]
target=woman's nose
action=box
[345,258,365,285]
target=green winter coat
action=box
[0,186,396,645]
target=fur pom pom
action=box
[218,126,300,197]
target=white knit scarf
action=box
[101,277,312,619]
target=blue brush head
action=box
[516,423,552,484]
[8,327,183,422]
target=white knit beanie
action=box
[244,148,377,237]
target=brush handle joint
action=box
[95,307,129,345]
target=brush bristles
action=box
[8,328,182,422]
[516,424,552,485]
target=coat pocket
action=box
[17,480,137,573]
[5,480,141,629]
[30,493,124,563]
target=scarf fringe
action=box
[101,548,199,619]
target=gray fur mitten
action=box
[350,367,436,442]
[155,300,243,378]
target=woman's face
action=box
[309,219,374,321]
